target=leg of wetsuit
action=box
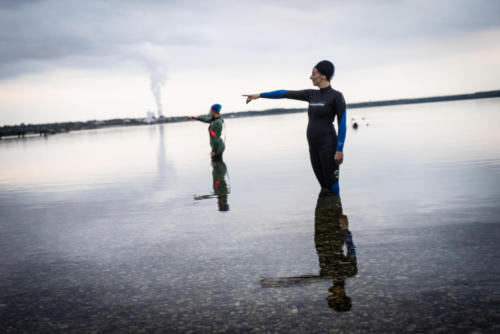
[318,144,338,190]
[309,146,327,188]
[309,142,340,192]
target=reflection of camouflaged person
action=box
[314,193,357,312]
[194,160,230,211]
[212,160,229,211]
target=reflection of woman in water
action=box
[194,160,230,212]
[315,193,357,312]
[260,193,357,312]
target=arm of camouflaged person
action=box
[189,115,212,123]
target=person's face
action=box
[310,67,326,87]
[209,109,218,118]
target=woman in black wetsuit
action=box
[243,60,347,195]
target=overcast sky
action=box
[0,0,499,125]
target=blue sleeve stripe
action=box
[336,109,347,152]
[260,90,287,99]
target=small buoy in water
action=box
[352,122,359,129]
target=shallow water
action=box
[1,98,500,333]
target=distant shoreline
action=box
[224,89,500,119]
[1,89,499,139]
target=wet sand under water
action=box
[1,98,500,333]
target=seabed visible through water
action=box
[1,99,500,333]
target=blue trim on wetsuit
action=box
[330,182,339,195]
[260,90,287,99]
[336,109,347,152]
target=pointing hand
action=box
[242,94,260,104]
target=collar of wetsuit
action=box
[320,85,332,92]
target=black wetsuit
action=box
[260,87,347,192]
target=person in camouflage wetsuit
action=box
[188,103,225,161]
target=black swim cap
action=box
[315,60,335,81]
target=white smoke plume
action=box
[148,63,167,118]
[132,43,169,119]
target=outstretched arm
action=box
[243,90,312,104]
[334,94,347,165]
[187,115,212,123]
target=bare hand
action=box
[334,151,344,165]
[211,152,215,157]
[242,94,260,104]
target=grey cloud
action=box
[0,0,499,78]
[0,0,211,77]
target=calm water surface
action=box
[1,98,500,333]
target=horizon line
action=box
[1,89,500,128]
